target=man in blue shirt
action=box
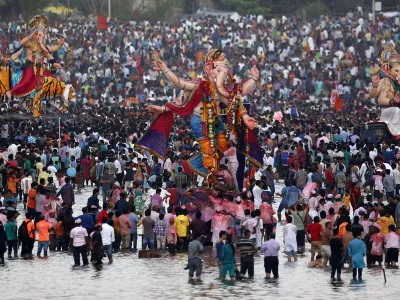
[128,207,140,250]
[114,192,129,216]
[57,177,75,206]
[75,207,94,236]
[278,180,290,222]
[86,188,101,209]
[150,156,161,176]
[382,145,395,164]
[288,182,302,207]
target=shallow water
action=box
[2,183,398,300]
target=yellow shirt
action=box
[174,215,189,238]
[37,171,49,186]
[36,162,44,173]
[343,195,351,208]
[376,216,394,235]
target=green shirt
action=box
[291,210,306,230]
[24,159,31,170]
[344,151,350,167]
[5,221,17,240]
[333,134,344,143]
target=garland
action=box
[390,77,400,94]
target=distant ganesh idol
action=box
[137,49,262,185]
[369,44,400,136]
[5,15,75,117]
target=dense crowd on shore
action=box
[0,9,400,281]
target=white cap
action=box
[75,218,82,224]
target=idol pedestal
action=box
[359,122,396,144]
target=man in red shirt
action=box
[97,203,109,224]
[350,183,361,211]
[306,216,323,261]
[167,184,178,206]
[297,144,306,166]
[324,165,335,190]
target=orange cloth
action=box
[198,139,215,173]
[26,218,35,239]
[36,220,51,241]
[113,216,121,235]
[54,221,64,237]
[0,66,10,93]
[7,177,19,194]
[27,189,36,209]
[217,133,228,152]
[338,222,348,238]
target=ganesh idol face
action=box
[390,63,400,82]
[209,64,229,79]
[204,49,230,80]
[36,30,46,43]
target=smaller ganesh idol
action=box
[137,50,263,189]
[369,44,400,137]
[5,15,75,117]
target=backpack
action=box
[364,164,373,181]
[281,151,289,166]
[18,220,31,240]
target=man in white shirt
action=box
[114,158,123,184]
[252,180,263,208]
[101,219,115,263]
[283,215,298,261]
[21,172,32,210]
[242,213,258,241]
[69,143,82,160]
[163,157,172,173]
[392,163,400,195]
[263,151,274,168]
[8,143,18,159]
[147,186,170,204]
[47,162,58,180]
[69,219,89,267]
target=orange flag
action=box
[334,94,343,111]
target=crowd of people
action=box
[0,9,400,281]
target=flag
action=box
[331,89,343,111]
[334,94,343,111]
[97,14,108,30]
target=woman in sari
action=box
[81,155,90,186]
[90,224,104,265]
[133,184,145,216]
[89,156,97,187]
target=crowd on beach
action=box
[0,9,400,280]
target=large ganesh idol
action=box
[5,15,75,117]
[369,44,400,138]
[137,50,262,188]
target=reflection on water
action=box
[2,185,399,300]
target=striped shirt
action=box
[155,220,167,237]
[235,238,257,258]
